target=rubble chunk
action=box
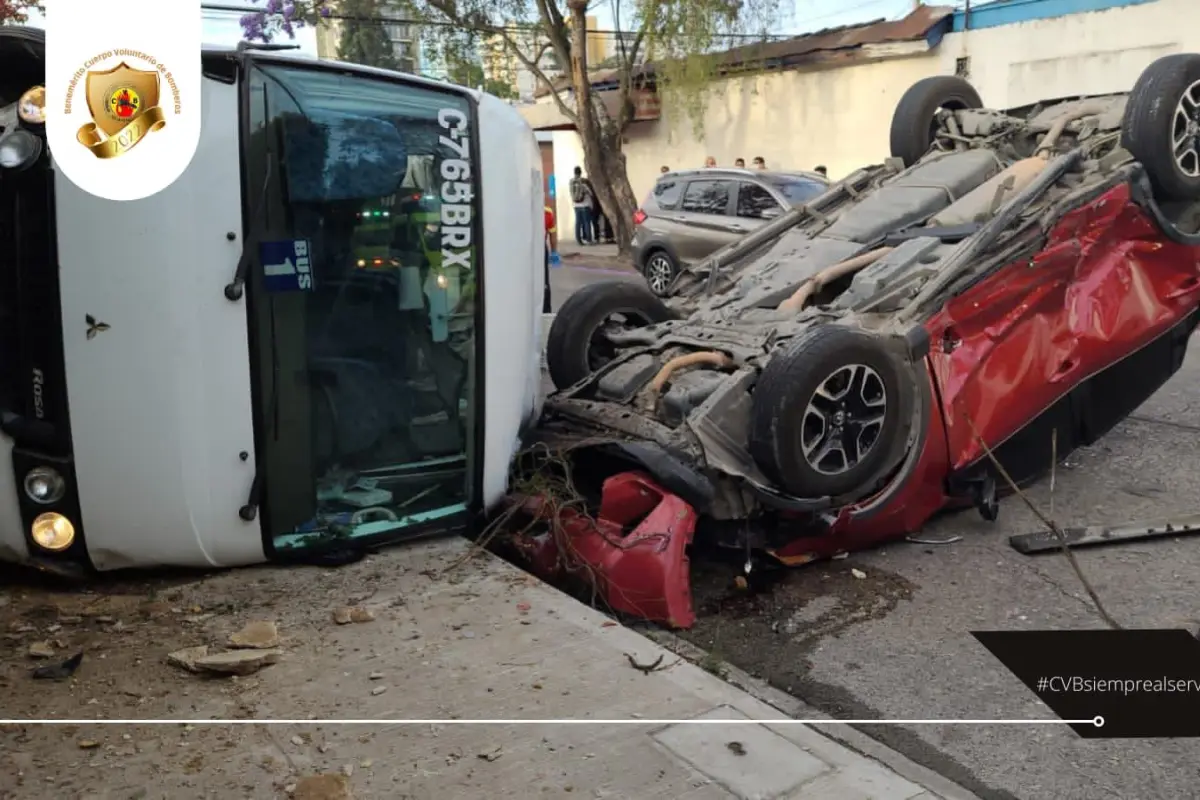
[167,646,209,673]
[28,640,56,658]
[228,620,280,649]
[332,607,374,625]
[194,648,282,676]
[293,773,353,800]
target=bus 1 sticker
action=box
[437,108,472,271]
[260,239,314,292]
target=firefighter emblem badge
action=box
[77,61,167,159]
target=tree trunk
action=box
[566,1,639,257]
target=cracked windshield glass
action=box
[245,63,476,551]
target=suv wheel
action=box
[546,280,678,390]
[643,250,679,296]
[1122,53,1200,201]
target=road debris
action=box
[905,534,963,545]
[290,735,305,746]
[332,607,374,625]
[477,746,503,762]
[368,671,384,680]
[370,686,387,696]
[77,739,100,750]
[293,773,353,800]
[726,741,747,756]
[228,620,280,649]
[27,640,55,658]
[32,651,83,681]
[624,653,665,674]
[193,648,282,676]
[167,645,210,673]
[850,568,867,580]
[516,602,531,613]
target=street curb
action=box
[640,627,986,800]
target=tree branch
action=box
[535,0,573,84]
[424,0,578,123]
[614,3,659,131]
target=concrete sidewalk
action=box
[0,539,979,799]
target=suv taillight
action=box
[632,209,647,225]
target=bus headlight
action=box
[24,466,66,504]
[0,130,43,171]
[31,512,75,552]
[18,85,46,124]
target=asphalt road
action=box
[551,263,1200,800]
[547,256,641,312]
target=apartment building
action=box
[314,0,421,74]
[482,15,609,102]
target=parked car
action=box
[530,58,1200,628]
[631,168,828,296]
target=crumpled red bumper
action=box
[506,471,697,628]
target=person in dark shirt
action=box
[582,175,614,243]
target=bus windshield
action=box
[243,62,479,552]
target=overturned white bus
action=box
[0,27,547,575]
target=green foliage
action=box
[337,0,405,71]
[446,51,518,99]
[643,0,781,139]
[244,1,783,136]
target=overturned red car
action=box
[509,55,1200,628]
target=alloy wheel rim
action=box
[646,256,673,293]
[1171,79,1200,177]
[800,364,888,476]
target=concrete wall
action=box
[943,0,1192,108]
[621,54,939,200]
[550,131,586,241]
[532,0,1199,227]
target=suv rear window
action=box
[680,180,730,215]
[651,178,683,209]
[771,178,826,205]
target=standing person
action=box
[569,166,593,245]
[582,174,611,244]
[704,156,716,168]
[734,158,745,168]
[543,203,556,312]
[752,156,766,169]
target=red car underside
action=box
[510,183,1200,629]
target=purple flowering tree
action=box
[0,1,42,25]
[238,0,782,256]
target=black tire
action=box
[749,325,911,498]
[1121,53,1200,202]
[641,248,679,297]
[546,280,677,390]
[889,76,984,167]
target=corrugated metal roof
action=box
[534,6,955,98]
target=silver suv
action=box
[631,168,829,295]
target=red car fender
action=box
[509,472,697,629]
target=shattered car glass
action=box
[510,58,1200,627]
